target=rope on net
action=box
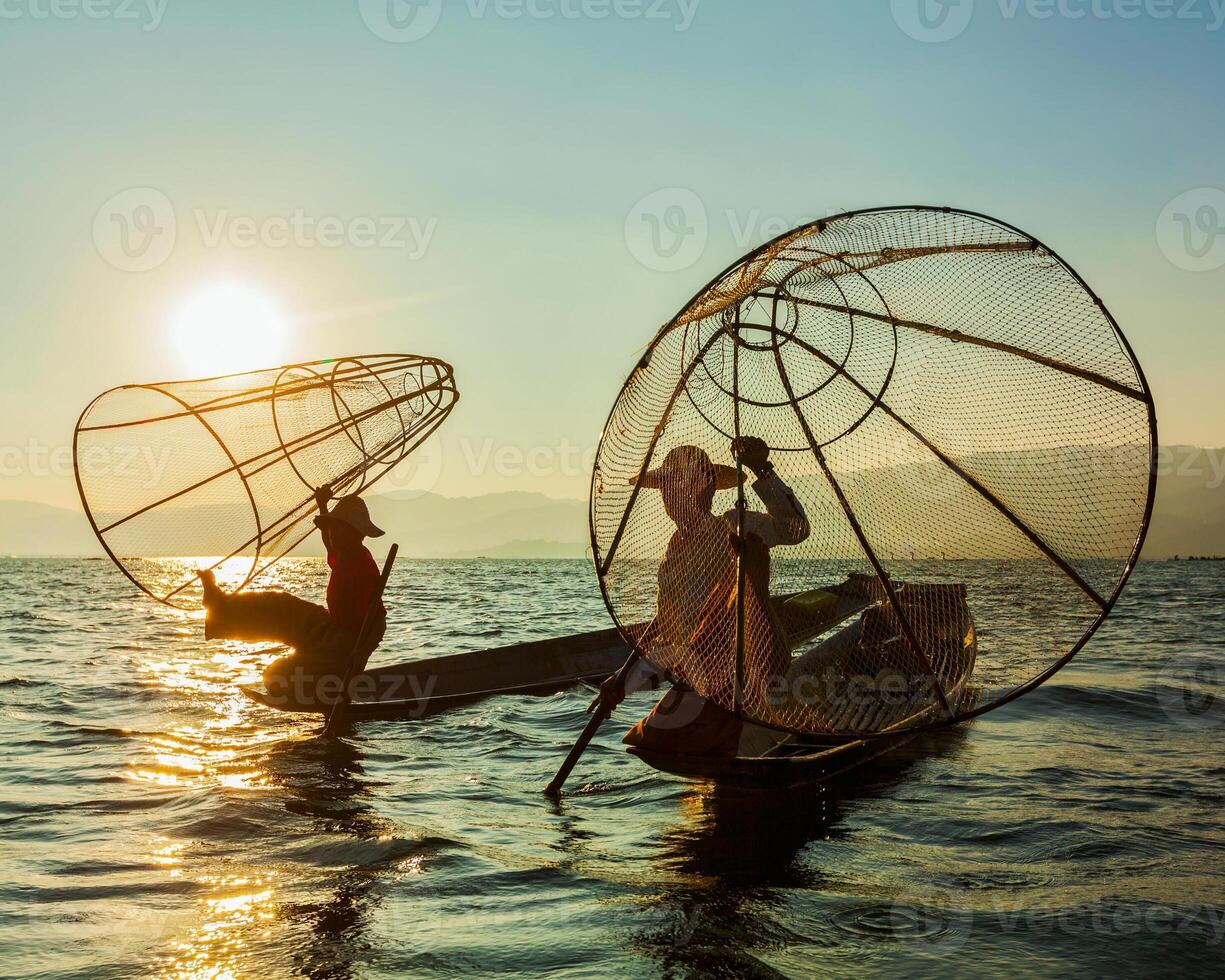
[74,354,458,609]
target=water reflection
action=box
[643,729,970,972]
[149,735,389,979]
[125,595,395,979]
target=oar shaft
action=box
[544,649,641,798]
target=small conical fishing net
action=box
[592,207,1155,738]
[75,354,457,608]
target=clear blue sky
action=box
[1,0,1221,505]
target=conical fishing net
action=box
[74,354,457,609]
[592,207,1155,739]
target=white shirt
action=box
[632,470,810,692]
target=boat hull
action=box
[240,627,629,718]
[626,731,920,787]
[623,580,979,784]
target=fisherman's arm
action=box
[589,621,665,712]
[732,436,810,546]
[313,485,335,557]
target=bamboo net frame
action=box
[74,354,457,609]
[591,206,1156,740]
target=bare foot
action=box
[197,569,222,606]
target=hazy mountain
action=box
[0,491,588,559]
[0,500,102,557]
[361,492,588,559]
[1,447,1221,559]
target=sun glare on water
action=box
[171,282,289,377]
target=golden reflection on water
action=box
[123,569,325,977]
[161,875,279,980]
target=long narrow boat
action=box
[241,575,977,789]
[240,626,629,719]
[239,582,869,721]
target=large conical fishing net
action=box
[593,206,1156,739]
[74,354,457,609]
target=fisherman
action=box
[198,485,387,706]
[604,436,810,757]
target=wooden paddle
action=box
[544,619,659,797]
[321,543,398,738]
[543,649,641,798]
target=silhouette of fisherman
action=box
[198,485,386,706]
[604,437,810,757]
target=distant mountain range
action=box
[1,446,1221,559]
[0,491,591,560]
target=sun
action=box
[171,282,289,377]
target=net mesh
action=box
[74,354,457,609]
[592,206,1155,739]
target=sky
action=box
[0,0,1221,508]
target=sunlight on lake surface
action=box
[0,558,1222,977]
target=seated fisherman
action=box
[198,485,387,705]
[605,436,810,757]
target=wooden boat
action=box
[239,582,871,720]
[242,575,975,789]
[240,625,629,719]
[626,578,978,785]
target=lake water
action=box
[0,557,1222,978]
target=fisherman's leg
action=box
[261,648,348,707]
[259,610,376,706]
[204,588,331,650]
[622,688,743,757]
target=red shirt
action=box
[326,547,385,633]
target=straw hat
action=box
[630,445,738,491]
[329,494,385,538]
